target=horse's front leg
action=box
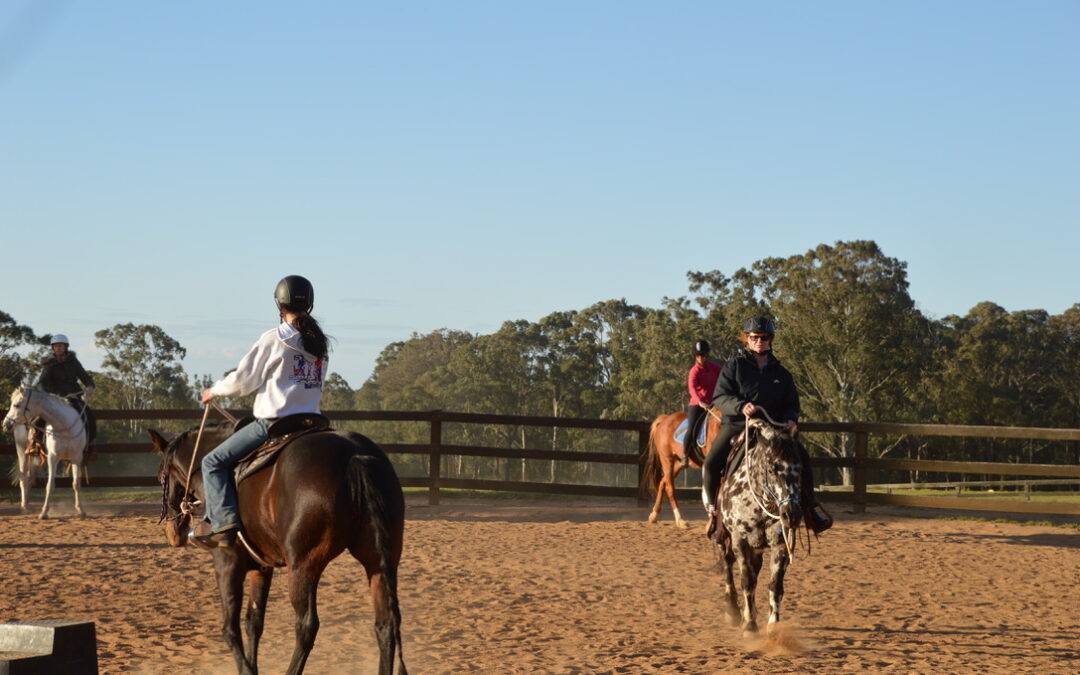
[15,436,30,512]
[244,567,274,671]
[69,460,85,517]
[717,536,740,627]
[213,552,256,674]
[737,544,763,636]
[766,544,790,631]
[38,454,57,520]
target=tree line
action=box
[3,240,1078,482]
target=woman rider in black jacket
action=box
[701,317,832,536]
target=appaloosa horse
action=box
[641,406,722,528]
[713,418,804,636]
[2,386,90,519]
[151,420,407,675]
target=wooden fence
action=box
[2,410,1079,517]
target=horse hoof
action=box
[38,513,48,520]
[742,625,758,639]
[647,512,659,524]
[676,520,689,530]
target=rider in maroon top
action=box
[684,339,721,466]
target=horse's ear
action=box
[148,428,171,453]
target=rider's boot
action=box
[27,427,43,455]
[703,476,723,538]
[681,443,691,468]
[800,468,832,534]
[193,525,239,549]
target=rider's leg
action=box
[797,441,833,534]
[198,418,270,546]
[701,423,741,533]
[683,405,706,466]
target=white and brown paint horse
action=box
[641,406,722,528]
[713,418,803,637]
[2,386,90,519]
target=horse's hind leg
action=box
[285,563,325,675]
[355,552,404,675]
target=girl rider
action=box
[194,275,330,548]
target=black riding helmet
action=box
[693,339,711,355]
[743,316,776,335]
[275,275,314,314]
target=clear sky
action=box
[2,1,1077,388]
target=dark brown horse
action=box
[640,406,722,528]
[150,422,407,675]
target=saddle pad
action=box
[673,418,708,447]
[234,426,330,486]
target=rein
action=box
[178,404,213,517]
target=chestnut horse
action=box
[640,406,722,528]
[150,422,407,675]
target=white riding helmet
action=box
[50,334,70,345]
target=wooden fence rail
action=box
[2,410,1078,516]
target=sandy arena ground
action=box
[1,496,1078,674]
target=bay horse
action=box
[713,418,804,637]
[2,386,89,519]
[640,406,721,528]
[149,420,408,675]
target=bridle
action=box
[741,411,801,554]
[158,401,233,524]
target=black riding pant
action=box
[684,405,707,450]
[702,422,743,507]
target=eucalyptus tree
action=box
[0,310,48,394]
[93,323,193,435]
[690,241,931,482]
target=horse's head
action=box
[746,419,803,546]
[149,423,234,547]
[2,386,30,432]
[149,428,195,547]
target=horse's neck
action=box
[30,393,77,425]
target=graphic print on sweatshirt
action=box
[291,354,324,390]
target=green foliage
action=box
[0,311,49,395]
[4,239,1077,479]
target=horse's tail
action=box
[346,448,407,675]
[639,417,665,498]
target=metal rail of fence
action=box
[2,410,1079,516]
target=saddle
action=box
[673,417,708,448]
[234,413,332,486]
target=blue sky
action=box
[2,1,1077,388]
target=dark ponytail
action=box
[291,314,330,359]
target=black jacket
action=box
[712,348,799,426]
[36,352,95,397]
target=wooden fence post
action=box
[429,414,442,506]
[636,427,649,507]
[853,426,868,514]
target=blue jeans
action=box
[201,418,269,533]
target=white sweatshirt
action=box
[209,322,326,419]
